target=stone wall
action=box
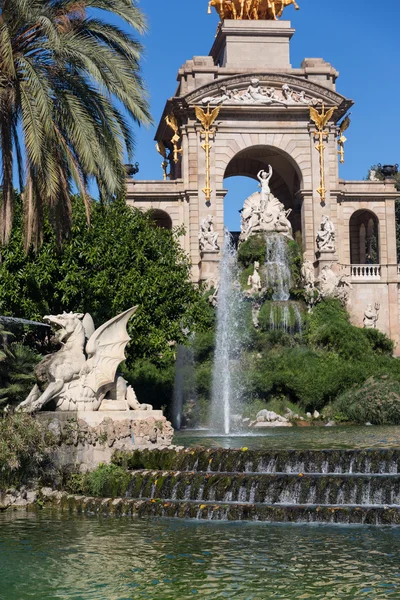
[37,411,174,471]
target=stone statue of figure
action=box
[199,215,219,252]
[248,261,262,293]
[275,205,293,238]
[316,215,336,252]
[257,166,273,211]
[301,260,315,290]
[364,303,380,329]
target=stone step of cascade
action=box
[126,471,400,507]
[126,499,400,526]
[115,447,400,475]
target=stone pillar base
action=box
[200,250,220,283]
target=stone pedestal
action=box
[317,251,338,276]
[37,411,174,471]
[210,20,295,69]
[200,250,220,283]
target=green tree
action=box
[0,195,212,364]
[0,0,150,248]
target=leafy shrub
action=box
[287,239,303,288]
[237,234,266,268]
[332,377,400,425]
[83,464,131,497]
[0,342,40,409]
[122,359,175,412]
[65,464,131,498]
[360,328,394,356]
[0,414,55,488]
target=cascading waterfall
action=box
[265,234,291,301]
[210,230,246,435]
[264,233,303,333]
[172,343,198,430]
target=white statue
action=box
[369,170,380,182]
[248,261,262,293]
[239,168,293,242]
[257,166,273,211]
[317,215,336,252]
[301,260,315,290]
[364,303,380,329]
[17,308,152,413]
[199,215,219,252]
[319,265,352,305]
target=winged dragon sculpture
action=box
[17,308,152,414]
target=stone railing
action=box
[350,265,381,280]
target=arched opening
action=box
[149,209,173,230]
[223,145,303,237]
[349,210,380,264]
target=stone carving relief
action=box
[319,265,352,305]
[17,309,153,413]
[240,167,293,242]
[199,215,220,252]
[316,215,336,253]
[201,79,318,107]
[364,303,380,329]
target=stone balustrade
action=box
[350,264,381,280]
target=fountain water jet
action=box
[210,230,246,434]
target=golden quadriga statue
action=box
[208,0,300,21]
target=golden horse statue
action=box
[208,0,300,20]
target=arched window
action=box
[349,210,379,264]
[149,209,173,230]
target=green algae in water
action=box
[0,512,399,599]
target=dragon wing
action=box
[195,105,208,128]
[156,141,167,158]
[165,113,178,133]
[83,307,138,395]
[339,114,351,135]
[209,105,221,126]
[309,106,322,129]
[322,106,336,128]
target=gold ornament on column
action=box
[208,0,300,21]
[337,113,351,165]
[195,104,221,205]
[165,113,183,164]
[309,104,337,204]
[156,141,170,180]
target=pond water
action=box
[174,426,400,450]
[1,512,400,599]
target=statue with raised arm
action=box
[364,303,380,329]
[257,166,273,212]
[17,308,152,413]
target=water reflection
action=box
[174,426,400,450]
[0,513,399,599]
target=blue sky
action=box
[126,0,399,230]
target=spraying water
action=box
[210,230,246,434]
[172,343,197,430]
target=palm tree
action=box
[0,0,151,249]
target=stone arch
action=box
[215,135,309,188]
[349,209,380,264]
[221,143,305,236]
[149,209,173,230]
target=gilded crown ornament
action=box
[208,0,300,21]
